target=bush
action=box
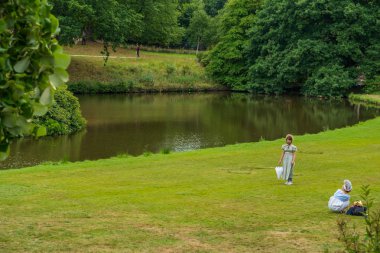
[139,73,155,87]
[364,76,380,94]
[166,64,176,76]
[181,65,192,75]
[336,185,380,253]
[196,52,209,67]
[33,88,86,136]
[302,65,354,98]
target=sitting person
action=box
[328,180,352,212]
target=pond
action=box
[1,92,379,169]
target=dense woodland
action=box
[50,0,227,50]
[51,0,380,96]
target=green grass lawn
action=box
[64,42,223,92]
[1,116,380,252]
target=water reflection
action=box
[1,93,378,169]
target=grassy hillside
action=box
[64,42,224,93]
[1,115,379,252]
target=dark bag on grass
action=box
[346,206,367,216]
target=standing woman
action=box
[278,134,297,185]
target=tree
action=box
[0,0,70,160]
[246,0,380,96]
[49,0,94,45]
[204,0,262,89]
[126,0,183,46]
[187,4,212,54]
[205,0,380,97]
[203,0,227,17]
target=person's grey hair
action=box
[343,179,352,192]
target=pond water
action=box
[1,92,378,169]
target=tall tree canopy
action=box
[203,0,227,16]
[50,0,142,46]
[204,0,262,89]
[50,0,226,50]
[126,0,183,46]
[205,0,380,97]
[0,0,70,160]
[187,3,213,53]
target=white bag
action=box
[275,166,283,180]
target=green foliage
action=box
[50,0,142,46]
[186,3,216,51]
[364,76,380,94]
[139,73,155,87]
[0,0,70,160]
[165,64,176,76]
[126,0,184,46]
[205,0,262,89]
[34,88,86,136]
[337,185,380,253]
[203,0,227,16]
[178,0,225,48]
[302,65,354,98]
[50,0,225,50]
[205,0,380,97]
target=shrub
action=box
[336,185,380,253]
[364,76,380,94]
[181,65,192,75]
[34,87,86,136]
[166,64,176,76]
[195,52,206,65]
[139,73,155,87]
[302,65,354,98]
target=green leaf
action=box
[49,73,64,88]
[49,14,59,34]
[40,55,54,67]
[33,102,49,116]
[54,68,69,82]
[35,126,47,138]
[49,68,69,88]
[2,114,19,128]
[14,57,30,73]
[39,87,53,106]
[54,53,71,69]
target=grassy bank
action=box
[64,42,224,93]
[349,93,380,107]
[1,115,380,252]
